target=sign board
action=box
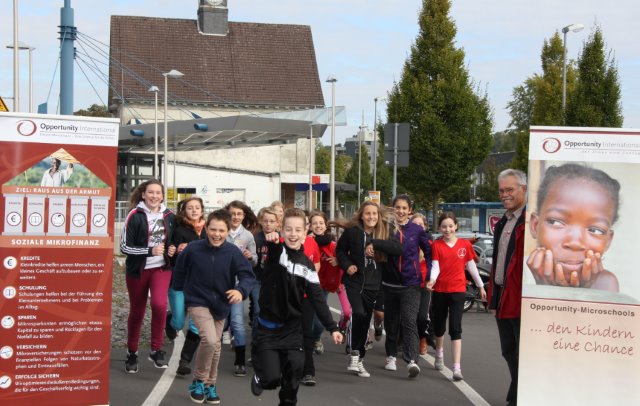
[383,122,410,151]
[486,208,506,234]
[518,126,640,405]
[0,97,8,112]
[367,191,380,204]
[383,150,409,167]
[0,112,119,405]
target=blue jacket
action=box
[172,239,256,320]
[384,222,432,287]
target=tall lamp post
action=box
[148,85,159,179]
[562,23,584,119]
[326,75,337,220]
[12,0,19,112]
[6,41,35,112]
[163,69,184,200]
[373,96,385,191]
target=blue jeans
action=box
[230,300,247,347]
[249,281,261,338]
[168,287,199,334]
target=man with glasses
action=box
[489,169,527,406]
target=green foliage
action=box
[565,27,623,127]
[508,32,578,168]
[315,141,330,174]
[74,104,110,117]
[475,157,509,202]
[386,0,493,222]
[335,154,351,182]
[314,141,351,183]
[512,130,530,173]
[492,130,517,153]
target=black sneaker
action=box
[250,374,263,396]
[125,351,138,374]
[205,384,221,404]
[165,312,177,340]
[149,350,168,368]
[189,379,205,403]
[234,364,247,377]
[300,374,316,386]
[176,359,191,376]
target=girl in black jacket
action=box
[334,201,402,378]
[120,179,176,373]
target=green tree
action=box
[315,141,350,182]
[475,157,508,202]
[492,130,517,153]
[74,104,110,117]
[335,154,351,182]
[315,141,330,174]
[507,32,578,169]
[565,27,623,127]
[386,0,493,222]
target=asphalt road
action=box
[109,300,510,406]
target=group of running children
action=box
[119,179,487,405]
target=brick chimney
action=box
[198,0,228,36]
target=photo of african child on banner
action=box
[518,127,640,406]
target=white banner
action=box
[519,127,640,405]
[0,113,119,147]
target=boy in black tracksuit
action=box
[250,209,342,406]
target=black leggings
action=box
[431,291,466,340]
[417,289,431,338]
[345,286,376,358]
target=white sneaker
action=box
[407,361,420,378]
[347,350,360,372]
[222,331,231,345]
[384,356,397,371]
[356,361,370,378]
[452,369,464,381]
[434,356,444,371]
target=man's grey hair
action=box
[498,168,527,186]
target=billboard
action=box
[0,113,119,405]
[519,126,640,405]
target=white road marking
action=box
[329,305,491,406]
[141,331,184,406]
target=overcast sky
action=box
[1,0,639,145]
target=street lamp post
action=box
[562,23,584,119]
[326,75,337,220]
[357,126,362,205]
[12,0,19,112]
[148,86,159,179]
[163,69,184,200]
[373,96,385,191]
[6,41,35,112]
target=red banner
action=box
[0,113,119,405]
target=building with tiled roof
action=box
[109,1,330,210]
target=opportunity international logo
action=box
[542,137,561,153]
[16,120,37,136]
